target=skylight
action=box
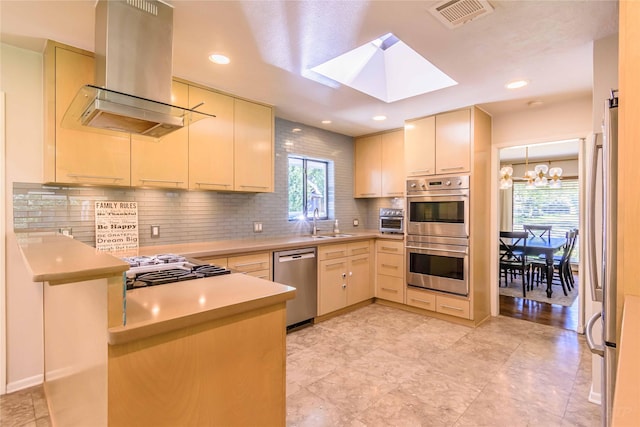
[310,33,457,103]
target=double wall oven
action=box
[406,175,469,296]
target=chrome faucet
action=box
[311,208,319,236]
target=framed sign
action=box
[95,201,139,252]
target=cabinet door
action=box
[404,116,435,177]
[318,258,348,315]
[188,86,234,190]
[347,254,372,305]
[130,80,189,188]
[52,47,131,186]
[435,109,471,174]
[376,275,404,303]
[354,135,381,197]
[234,99,273,192]
[381,130,405,197]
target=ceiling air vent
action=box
[429,0,494,29]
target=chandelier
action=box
[500,147,563,190]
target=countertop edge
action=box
[108,284,295,345]
[13,232,129,284]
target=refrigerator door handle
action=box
[587,133,603,302]
[586,311,605,357]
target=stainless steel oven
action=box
[405,175,470,296]
[406,175,469,239]
[406,235,469,296]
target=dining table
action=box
[513,236,567,298]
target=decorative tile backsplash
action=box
[13,118,399,248]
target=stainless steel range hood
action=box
[62,0,213,138]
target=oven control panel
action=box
[407,175,469,194]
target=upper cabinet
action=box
[188,86,234,191]
[405,109,471,177]
[44,42,131,186]
[130,80,189,189]
[43,41,274,192]
[234,99,274,193]
[354,129,404,198]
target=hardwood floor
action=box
[500,293,579,330]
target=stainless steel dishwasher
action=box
[273,247,317,328]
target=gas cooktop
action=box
[123,254,231,290]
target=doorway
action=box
[494,139,583,331]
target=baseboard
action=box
[589,383,602,405]
[5,374,44,394]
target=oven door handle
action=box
[405,245,468,255]
[406,194,468,198]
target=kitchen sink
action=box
[311,233,354,239]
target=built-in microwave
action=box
[379,208,404,234]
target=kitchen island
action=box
[15,232,295,427]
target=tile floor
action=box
[286,303,601,426]
[1,303,600,427]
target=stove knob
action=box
[420,183,426,188]
[445,180,451,186]
[410,183,417,188]
[457,180,463,186]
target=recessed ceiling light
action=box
[527,100,544,107]
[321,120,332,124]
[505,80,529,89]
[373,115,387,121]
[292,128,302,133]
[209,54,230,65]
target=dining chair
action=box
[531,229,576,296]
[499,231,532,297]
[523,224,552,240]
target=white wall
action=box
[1,43,45,392]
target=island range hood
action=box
[62,0,213,138]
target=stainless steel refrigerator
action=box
[586,91,618,427]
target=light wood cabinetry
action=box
[375,240,404,303]
[404,115,435,177]
[187,86,234,191]
[404,109,471,177]
[318,241,373,315]
[197,252,270,279]
[234,99,274,193]
[435,109,471,175]
[227,252,271,280]
[406,287,470,319]
[354,130,404,198]
[130,80,189,189]
[44,42,131,186]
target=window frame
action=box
[287,155,329,221]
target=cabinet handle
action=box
[195,182,231,187]
[385,192,404,196]
[381,264,398,269]
[233,261,266,268]
[381,287,399,293]
[325,251,346,257]
[326,261,347,268]
[67,174,124,181]
[359,193,376,196]
[381,247,399,252]
[140,178,185,184]
[239,185,269,189]
[410,169,431,174]
[411,298,432,305]
[440,304,464,312]
[351,248,369,255]
[342,283,347,289]
[349,271,353,277]
[341,273,347,279]
[440,166,465,172]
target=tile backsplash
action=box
[13,118,396,248]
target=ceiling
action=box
[499,139,580,163]
[0,0,618,137]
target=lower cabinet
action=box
[375,240,405,303]
[318,241,372,316]
[197,252,271,280]
[406,287,470,319]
